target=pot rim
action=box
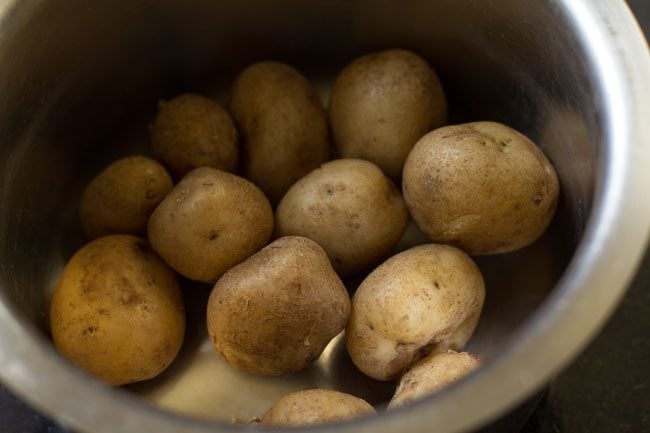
[1,0,649,432]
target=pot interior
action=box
[0,0,598,423]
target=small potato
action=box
[275,159,409,277]
[150,93,238,178]
[80,156,173,239]
[147,167,273,283]
[346,244,485,381]
[329,49,447,180]
[402,121,560,255]
[261,389,376,426]
[229,62,330,204]
[50,235,185,386]
[207,236,350,376]
[388,351,481,409]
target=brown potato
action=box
[388,351,481,409]
[275,159,409,277]
[261,389,376,426]
[329,49,447,180]
[147,167,273,283]
[79,156,173,239]
[229,62,330,204]
[50,235,185,386]
[150,93,238,178]
[207,236,350,376]
[346,244,485,381]
[402,121,560,255]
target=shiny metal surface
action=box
[0,1,649,433]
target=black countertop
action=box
[1,1,649,432]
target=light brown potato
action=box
[147,167,273,283]
[229,62,330,204]
[150,93,238,178]
[346,244,485,381]
[261,389,376,426]
[207,236,350,376]
[79,156,173,239]
[388,351,481,409]
[275,159,409,277]
[50,235,185,386]
[329,49,447,180]
[402,121,560,255]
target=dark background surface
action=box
[1,1,649,432]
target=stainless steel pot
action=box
[1,1,649,432]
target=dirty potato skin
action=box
[346,244,485,381]
[402,121,560,255]
[207,236,350,376]
[389,351,481,409]
[150,93,238,178]
[275,159,409,277]
[329,49,447,180]
[147,167,273,283]
[50,235,185,386]
[261,389,376,426]
[80,156,173,239]
[229,62,330,204]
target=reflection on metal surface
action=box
[130,333,393,422]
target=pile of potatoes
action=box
[49,49,559,425]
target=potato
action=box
[346,244,485,381]
[388,351,481,409]
[329,49,447,180]
[207,236,350,376]
[229,62,330,204]
[147,167,273,283]
[50,235,185,386]
[402,121,560,255]
[79,156,173,239]
[261,389,376,426]
[275,159,409,277]
[150,93,238,178]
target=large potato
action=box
[229,62,330,204]
[346,244,485,381]
[275,159,409,277]
[329,49,447,180]
[402,121,560,255]
[147,167,273,283]
[388,351,481,409]
[150,93,238,178]
[261,389,376,426]
[207,236,350,376]
[50,235,185,386]
[80,156,173,239]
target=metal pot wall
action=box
[0,1,649,432]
